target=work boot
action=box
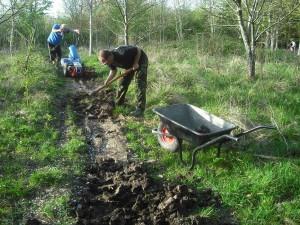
[129,108,144,117]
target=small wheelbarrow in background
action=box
[152,104,275,170]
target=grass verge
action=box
[0,51,87,225]
[105,41,300,225]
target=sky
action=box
[46,0,65,18]
[45,0,202,18]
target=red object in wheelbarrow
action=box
[152,104,275,169]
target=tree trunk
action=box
[80,1,83,46]
[159,0,165,43]
[209,0,215,36]
[124,0,129,45]
[265,7,271,49]
[249,22,256,78]
[270,24,279,51]
[265,16,272,49]
[236,2,256,78]
[270,29,275,51]
[9,14,14,55]
[247,49,256,78]
[275,28,278,50]
[297,39,300,56]
[89,0,93,56]
[175,14,183,40]
[9,1,15,55]
[95,29,98,48]
[265,30,270,49]
[124,23,129,45]
[174,0,183,41]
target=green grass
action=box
[1,40,300,224]
[107,40,300,224]
[0,50,87,224]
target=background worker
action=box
[99,45,148,117]
[289,40,296,52]
[47,23,80,64]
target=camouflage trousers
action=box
[116,54,148,112]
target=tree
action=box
[0,0,25,25]
[63,0,102,55]
[206,0,216,36]
[173,0,184,40]
[224,0,300,78]
[108,0,154,45]
[18,0,50,47]
[0,0,27,52]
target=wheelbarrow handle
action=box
[235,125,276,138]
[196,134,239,149]
[188,134,239,170]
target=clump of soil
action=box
[71,159,224,225]
[73,89,116,120]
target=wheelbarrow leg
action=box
[216,143,221,157]
[190,147,202,170]
[189,135,239,170]
[178,139,187,165]
[216,141,225,157]
[190,145,210,170]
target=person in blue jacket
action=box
[47,24,80,64]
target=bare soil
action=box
[72,159,224,225]
[26,77,237,225]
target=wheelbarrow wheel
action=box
[157,122,180,152]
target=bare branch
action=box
[0,1,26,26]
[244,0,252,17]
[111,16,124,25]
[128,3,154,22]
[236,0,250,47]
[252,0,259,13]
[203,1,240,22]
[256,1,300,41]
[113,0,125,20]
[253,0,266,23]
[223,0,236,12]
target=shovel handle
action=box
[89,68,134,95]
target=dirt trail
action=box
[70,79,129,162]
[27,77,237,225]
[68,78,237,225]
[72,159,224,225]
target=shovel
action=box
[87,68,134,96]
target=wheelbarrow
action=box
[152,104,275,170]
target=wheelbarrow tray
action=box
[153,104,236,145]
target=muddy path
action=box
[70,79,129,162]
[66,78,238,225]
[26,77,237,225]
